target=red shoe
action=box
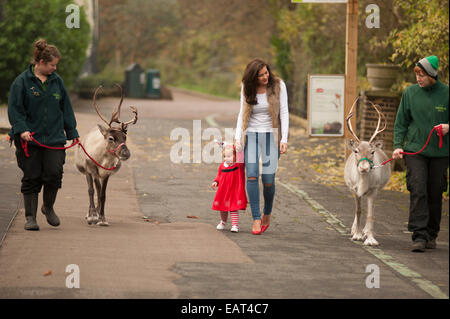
[261,224,269,233]
[252,220,262,235]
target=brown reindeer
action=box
[344,99,391,246]
[75,85,137,226]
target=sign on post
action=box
[308,75,345,137]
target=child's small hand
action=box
[211,181,218,189]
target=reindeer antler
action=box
[93,84,138,131]
[93,85,112,127]
[368,101,387,144]
[109,84,124,126]
[346,97,360,142]
[110,84,137,131]
[120,106,138,132]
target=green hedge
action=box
[75,67,124,99]
[0,0,90,103]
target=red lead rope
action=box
[380,124,444,167]
[76,142,118,171]
[20,132,79,155]
[21,132,117,171]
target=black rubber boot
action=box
[24,193,39,231]
[41,187,60,227]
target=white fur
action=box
[344,142,391,246]
[75,127,121,178]
[75,126,123,226]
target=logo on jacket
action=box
[435,105,446,112]
[53,92,61,100]
[30,87,40,97]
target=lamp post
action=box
[344,0,358,159]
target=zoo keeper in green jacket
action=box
[8,39,80,231]
[393,55,449,252]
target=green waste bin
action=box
[145,69,161,99]
[125,63,145,98]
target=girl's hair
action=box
[242,58,276,105]
[223,144,236,162]
[31,39,61,65]
[414,65,427,77]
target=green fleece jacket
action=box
[393,79,449,157]
[8,65,79,146]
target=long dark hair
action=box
[242,58,275,105]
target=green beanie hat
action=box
[417,56,439,79]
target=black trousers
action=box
[14,138,66,194]
[404,154,449,242]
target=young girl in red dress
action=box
[211,142,247,233]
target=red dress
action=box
[212,162,248,212]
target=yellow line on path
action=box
[278,180,449,299]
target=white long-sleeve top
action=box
[235,80,289,143]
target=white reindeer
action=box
[344,99,391,246]
[75,85,137,226]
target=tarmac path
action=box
[0,89,447,299]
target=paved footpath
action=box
[0,90,447,301]
[0,97,250,298]
[0,133,21,248]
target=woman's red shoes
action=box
[251,225,268,235]
[261,224,269,233]
[252,220,262,235]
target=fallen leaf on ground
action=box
[43,270,52,276]
[187,215,199,219]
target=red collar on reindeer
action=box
[108,142,125,155]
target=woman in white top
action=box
[235,58,289,235]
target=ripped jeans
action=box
[244,132,280,220]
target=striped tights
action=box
[220,211,239,227]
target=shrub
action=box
[0,0,90,103]
[75,65,124,99]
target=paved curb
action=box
[0,199,20,248]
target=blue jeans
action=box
[244,132,280,220]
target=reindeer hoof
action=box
[97,221,109,226]
[351,233,364,241]
[363,237,379,246]
[86,215,99,225]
